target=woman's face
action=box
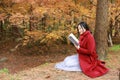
[78,25,86,35]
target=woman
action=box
[55,22,109,78]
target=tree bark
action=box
[0,21,3,39]
[29,17,32,31]
[0,21,3,33]
[94,0,109,60]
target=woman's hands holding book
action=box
[74,44,80,50]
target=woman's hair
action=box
[78,22,90,31]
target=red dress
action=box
[77,31,109,78]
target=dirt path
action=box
[0,41,120,80]
[1,63,119,80]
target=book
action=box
[68,33,79,46]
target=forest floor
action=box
[0,40,120,80]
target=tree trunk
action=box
[29,17,32,31]
[0,21,3,39]
[94,0,109,60]
[0,20,3,33]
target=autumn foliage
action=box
[0,0,120,46]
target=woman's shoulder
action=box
[86,32,94,39]
[80,31,94,40]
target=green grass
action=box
[0,68,19,80]
[0,68,9,74]
[109,44,120,51]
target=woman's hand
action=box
[74,44,80,50]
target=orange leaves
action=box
[23,30,64,46]
[9,13,29,27]
[0,13,7,21]
[33,7,47,18]
[79,6,90,16]
[109,3,120,25]
[40,31,64,45]
[0,7,4,13]
[2,0,119,46]
[22,30,45,46]
[11,2,31,14]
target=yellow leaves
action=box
[22,30,65,46]
[109,3,120,24]
[26,30,45,40]
[40,31,63,44]
[0,7,4,13]
[22,30,46,46]
[79,6,90,16]
[0,13,7,21]
[9,13,29,26]
[11,2,31,14]
[46,32,61,40]
[33,7,47,17]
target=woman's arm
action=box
[77,35,95,55]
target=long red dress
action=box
[77,31,109,78]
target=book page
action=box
[68,33,79,46]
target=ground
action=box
[0,40,120,80]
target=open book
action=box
[68,33,79,46]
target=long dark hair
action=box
[77,22,90,36]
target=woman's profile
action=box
[55,22,109,78]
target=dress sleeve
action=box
[77,35,95,55]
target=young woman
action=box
[55,22,109,78]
